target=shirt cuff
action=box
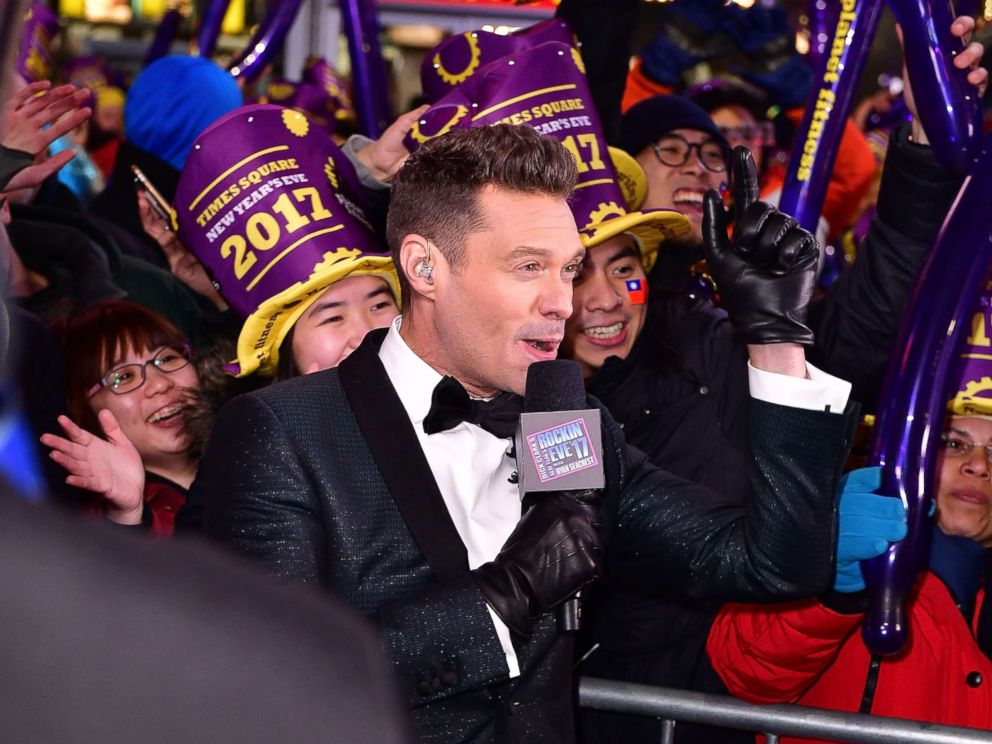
[341,134,391,192]
[747,360,851,414]
[486,605,521,678]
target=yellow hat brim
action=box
[609,146,648,211]
[231,254,400,377]
[580,208,691,273]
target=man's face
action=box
[635,127,726,244]
[429,187,584,396]
[561,235,647,379]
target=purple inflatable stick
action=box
[888,0,982,176]
[862,133,992,655]
[228,0,304,82]
[194,0,232,59]
[779,0,884,233]
[339,0,390,137]
[144,8,182,67]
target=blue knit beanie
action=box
[124,56,242,171]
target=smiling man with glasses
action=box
[621,96,731,259]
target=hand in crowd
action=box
[138,192,229,312]
[832,466,908,593]
[703,147,818,375]
[354,104,429,183]
[899,15,987,146]
[1,80,91,193]
[41,412,146,526]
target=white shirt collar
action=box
[378,315,443,426]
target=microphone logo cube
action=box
[524,416,600,486]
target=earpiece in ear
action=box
[415,260,434,282]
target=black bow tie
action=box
[423,376,524,439]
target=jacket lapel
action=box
[339,329,470,579]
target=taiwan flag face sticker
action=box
[626,278,647,305]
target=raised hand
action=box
[138,192,228,311]
[41,411,145,525]
[354,104,429,183]
[2,81,91,156]
[1,81,92,193]
[834,466,907,593]
[702,146,819,346]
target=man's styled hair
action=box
[386,124,579,298]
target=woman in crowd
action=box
[706,308,992,737]
[139,194,398,379]
[40,259,399,532]
[41,301,199,535]
[41,98,407,528]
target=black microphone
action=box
[515,360,605,631]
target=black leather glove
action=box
[471,490,603,639]
[702,146,819,345]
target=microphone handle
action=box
[558,592,581,631]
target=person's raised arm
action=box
[1,81,91,194]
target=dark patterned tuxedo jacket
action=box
[192,329,857,743]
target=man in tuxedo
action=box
[193,124,857,743]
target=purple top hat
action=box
[948,287,992,416]
[302,56,357,126]
[174,104,398,376]
[260,57,357,138]
[16,2,59,83]
[406,40,690,270]
[420,19,576,104]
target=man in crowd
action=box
[193,124,860,743]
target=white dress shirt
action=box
[378,316,852,679]
[379,316,523,677]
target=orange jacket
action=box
[707,572,992,743]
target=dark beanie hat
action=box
[125,56,242,172]
[621,94,730,160]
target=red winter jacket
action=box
[707,572,992,743]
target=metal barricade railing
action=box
[578,677,992,744]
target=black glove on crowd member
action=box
[471,490,603,639]
[702,146,819,345]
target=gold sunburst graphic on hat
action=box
[310,247,363,276]
[324,157,339,189]
[571,47,586,75]
[951,376,992,415]
[584,201,625,230]
[282,109,309,137]
[434,33,482,86]
[408,105,470,144]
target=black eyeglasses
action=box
[941,432,992,468]
[652,133,727,173]
[88,345,192,396]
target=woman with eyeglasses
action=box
[41,301,200,536]
[705,324,992,739]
